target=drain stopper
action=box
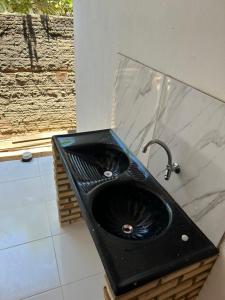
[122,224,133,234]
[104,171,113,178]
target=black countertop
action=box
[52,129,218,296]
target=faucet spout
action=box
[142,139,180,180]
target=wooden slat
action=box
[104,275,159,300]
[0,146,52,161]
[0,140,51,152]
[139,279,178,300]
[181,263,214,281]
[0,131,71,157]
[174,280,205,299]
[52,141,82,225]
[161,262,201,284]
[11,130,68,143]
[158,279,193,300]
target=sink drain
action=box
[104,171,113,178]
[122,224,134,234]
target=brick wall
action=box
[0,14,76,138]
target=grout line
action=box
[50,218,85,238]
[118,52,225,105]
[61,271,104,288]
[42,194,63,291]
[51,234,63,287]
[43,189,64,289]
[0,235,52,252]
[51,238,63,292]
[20,285,62,300]
[0,174,41,185]
[44,200,55,237]
[20,272,104,300]
[0,156,103,299]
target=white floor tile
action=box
[38,156,56,204]
[41,172,57,202]
[0,202,51,249]
[46,201,61,236]
[22,287,63,300]
[63,274,104,300]
[0,159,40,183]
[38,156,54,176]
[0,177,45,210]
[46,201,82,236]
[53,221,104,285]
[0,238,60,300]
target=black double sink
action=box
[53,129,218,296]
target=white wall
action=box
[74,0,225,132]
[74,1,118,132]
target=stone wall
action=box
[0,14,76,138]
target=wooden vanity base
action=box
[52,141,82,225]
[104,255,218,300]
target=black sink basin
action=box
[92,183,171,240]
[53,129,218,296]
[64,143,129,183]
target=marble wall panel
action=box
[112,54,225,246]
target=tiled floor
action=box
[0,156,104,300]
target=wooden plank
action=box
[53,141,82,225]
[202,255,218,265]
[59,202,80,210]
[11,130,69,143]
[0,131,65,151]
[158,279,193,300]
[0,140,51,152]
[195,272,209,283]
[187,288,201,298]
[56,166,66,173]
[71,207,81,214]
[55,173,68,180]
[181,263,213,281]
[58,184,70,192]
[174,280,205,299]
[139,279,178,300]
[0,146,52,162]
[56,178,70,186]
[58,190,75,199]
[60,213,81,222]
[104,275,159,300]
[161,262,201,283]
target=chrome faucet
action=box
[142,139,180,180]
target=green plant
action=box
[0,0,73,15]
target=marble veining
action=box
[112,54,225,246]
[148,77,225,246]
[112,55,164,166]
